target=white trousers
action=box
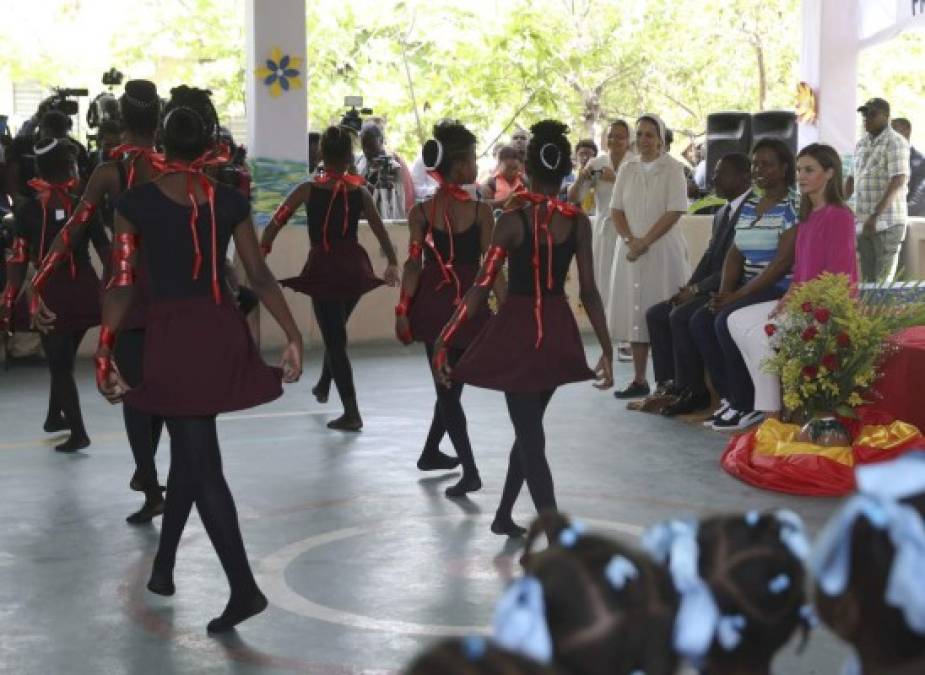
[727,300,780,412]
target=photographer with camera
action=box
[356,121,414,220]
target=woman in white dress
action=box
[568,120,634,310]
[608,114,690,398]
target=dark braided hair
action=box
[120,79,160,136]
[320,125,353,166]
[405,638,555,675]
[816,494,925,669]
[520,513,679,675]
[422,120,477,178]
[695,513,809,672]
[38,110,72,139]
[34,137,76,181]
[525,120,572,185]
[161,85,219,160]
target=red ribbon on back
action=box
[160,145,232,305]
[510,190,580,348]
[423,170,473,304]
[109,145,166,189]
[27,177,78,276]
[312,171,366,252]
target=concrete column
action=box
[798,0,859,155]
[245,0,307,163]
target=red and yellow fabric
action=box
[722,415,925,496]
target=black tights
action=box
[312,298,359,404]
[153,416,257,598]
[114,330,164,490]
[495,389,557,523]
[40,330,88,440]
[422,343,477,476]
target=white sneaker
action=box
[703,399,730,427]
[712,409,765,432]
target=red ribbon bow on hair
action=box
[312,171,366,252]
[161,145,233,305]
[512,190,581,348]
[424,170,474,304]
[27,177,79,276]
[109,144,166,189]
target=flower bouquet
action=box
[763,273,925,435]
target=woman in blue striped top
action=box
[690,139,800,431]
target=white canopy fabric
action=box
[859,0,925,48]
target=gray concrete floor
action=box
[0,341,852,674]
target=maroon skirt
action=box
[9,292,32,332]
[409,263,489,348]
[452,293,594,393]
[124,295,283,417]
[43,262,101,334]
[281,240,384,302]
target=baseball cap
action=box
[857,98,890,116]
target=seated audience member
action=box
[405,638,554,675]
[811,453,925,675]
[641,153,751,416]
[690,139,799,431]
[356,121,415,219]
[645,510,813,675]
[891,117,925,217]
[728,144,857,420]
[480,145,526,209]
[493,513,680,675]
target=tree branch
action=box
[479,91,538,158]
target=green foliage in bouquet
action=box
[763,273,925,419]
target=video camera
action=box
[340,95,372,134]
[47,87,89,117]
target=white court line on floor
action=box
[256,514,644,637]
[219,411,313,422]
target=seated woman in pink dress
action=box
[727,143,858,418]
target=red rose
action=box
[801,326,819,342]
[822,353,839,371]
[814,308,831,323]
[837,332,851,348]
[764,323,777,337]
[802,302,814,313]
[802,365,818,379]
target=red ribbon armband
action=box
[2,284,18,310]
[9,237,29,264]
[260,243,272,257]
[395,290,413,317]
[477,245,507,288]
[95,325,117,388]
[107,233,139,289]
[71,200,98,227]
[435,303,469,359]
[272,202,295,227]
[407,241,423,262]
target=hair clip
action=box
[539,142,561,170]
[716,614,747,651]
[799,604,819,628]
[605,555,638,590]
[461,635,488,661]
[768,573,791,594]
[492,576,554,664]
[123,92,160,109]
[558,521,586,548]
[423,138,443,171]
[775,510,810,561]
[745,511,760,527]
[34,138,61,156]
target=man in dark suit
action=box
[643,153,752,415]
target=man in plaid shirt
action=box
[846,97,910,282]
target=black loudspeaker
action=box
[751,111,798,156]
[704,112,752,190]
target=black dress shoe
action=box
[661,390,712,417]
[613,380,650,399]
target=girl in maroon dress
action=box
[1,137,108,451]
[32,79,167,523]
[260,126,399,431]
[434,120,614,536]
[395,121,504,496]
[96,86,303,633]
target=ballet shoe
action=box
[43,416,70,433]
[147,569,176,596]
[55,434,90,453]
[126,495,165,525]
[416,451,461,471]
[327,413,362,432]
[490,517,527,538]
[311,383,329,404]
[207,590,268,633]
[445,473,482,498]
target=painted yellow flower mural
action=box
[255,47,303,98]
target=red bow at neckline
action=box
[313,171,366,252]
[424,171,475,304]
[27,177,79,276]
[513,190,581,348]
[160,145,233,305]
[109,144,166,189]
